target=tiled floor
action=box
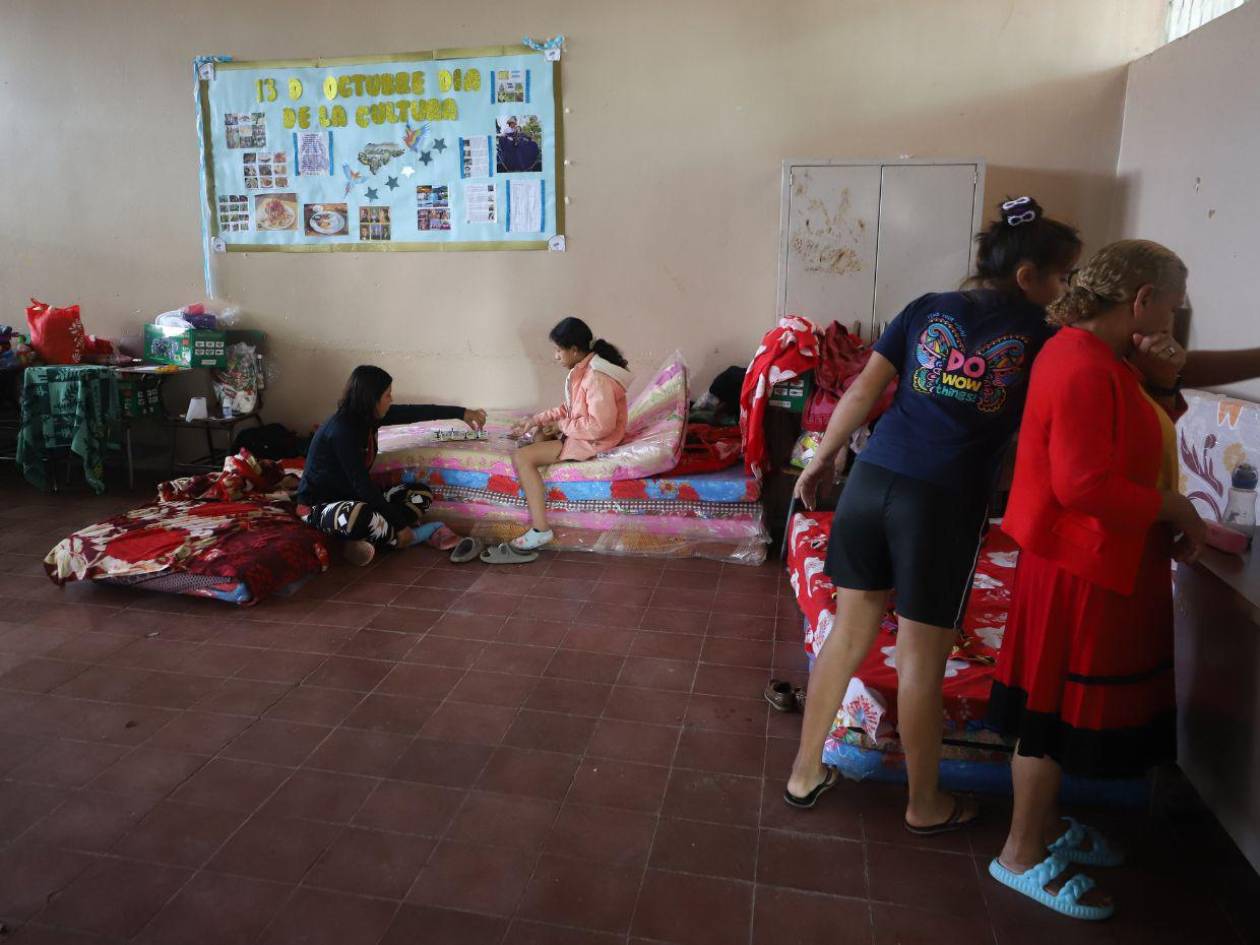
[1,473,1258,944]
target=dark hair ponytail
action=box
[971,196,1081,293]
[548,316,629,369]
[337,364,392,428]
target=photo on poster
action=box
[225,112,267,149]
[464,182,497,224]
[359,206,392,241]
[417,208,451,231]
[304,202,350,237]
[254,193,299,232]
[416,184,451,231]
[416,185,449,209]
[217,194,251,233]
[460,136,491,179]
[243,151,289,190]
[505,179,543,233]
[296,132,331,176]
[495,116,543,173]
[494,69,528,103]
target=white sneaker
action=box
[510,528,554,551]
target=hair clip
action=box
[1002,195,1037,227]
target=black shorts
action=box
[823,460,989,629]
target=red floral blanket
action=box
[45,452,328,606]
[787,510,1016,735]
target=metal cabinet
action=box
[776,158,985,337]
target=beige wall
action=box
[1116,0,1260,401]
[0,0,1163,428]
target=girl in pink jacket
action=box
[510,317,633,551]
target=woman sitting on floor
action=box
[507,317,633,555]
[297,364,486,566]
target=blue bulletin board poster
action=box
[197,45,562,252]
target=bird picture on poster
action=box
[402,122,430,154]
[342,163,364,196]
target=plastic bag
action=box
[790,431,822,469]
[212,342,260,415]
[153,299,242,331]
[26,298,85,365]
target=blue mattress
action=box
[406,464,758,503]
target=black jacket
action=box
[297,403,462,529]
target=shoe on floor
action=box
[343,539,376,567]
[480,542,539,565]
[783,765,839,809]
[988,855,1114,921]
[449,536,484,564]
[764,679,800,713]
[510,528,554,551]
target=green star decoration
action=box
[364,187,379,201]
[419,150,433,166]
[432,138,447,153]
[385,176,400,190]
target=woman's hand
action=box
[510,419,537,439]
[1164,492,1207,562]
[793,457,827,511]
[464,408,487,430]
[1131,332,1187,390]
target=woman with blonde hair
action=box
[985,240,1206,919]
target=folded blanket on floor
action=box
[44,450,330,606]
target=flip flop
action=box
[449,537,484,564]
[988,855,1114,921]
[1048,817,1125,868]
[479,541,539,565]
[783,766,839,809]
[904,796,980,836]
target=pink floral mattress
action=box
[374,352,688,485]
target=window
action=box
[1167,0,1249,42]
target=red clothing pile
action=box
[739,315,819,481]
[802,321,897,433]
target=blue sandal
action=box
[988,855,1114,921]
[1048,816,1125,868]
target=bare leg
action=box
[512,439,565,531]
[895,619,978,827]
[997,749,1111,907]
[787,588,889,797]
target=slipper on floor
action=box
[449,537,484,564]
[480,541,539,565]
[988,855,1114,921]
[904,796,980,836]
[1048,817,1125,868]
[783,766,839,809]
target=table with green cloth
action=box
[17,365,121,494]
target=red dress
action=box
[988,328,1177,778]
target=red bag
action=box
[25,298,86,365]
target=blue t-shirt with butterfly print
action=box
[858,289,1055,492]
